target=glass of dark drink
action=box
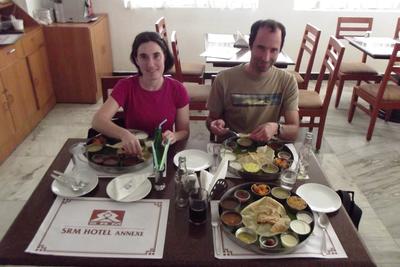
[188,188,208,225]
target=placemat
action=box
[210,201,347,259]
[26,197,169,259]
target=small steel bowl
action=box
[235,227,258,245]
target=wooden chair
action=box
[348,43,400,141]
[298,36,345,151]
[155,17,205,84]
[287,24,321,89]
[394,17,400,39]
[171,30,211,121]
[334,17,381,108]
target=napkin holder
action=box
[200,158,229,197]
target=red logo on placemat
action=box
[88,210,125,226]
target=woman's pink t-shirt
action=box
[111,75,189,136]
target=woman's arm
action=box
[92,97,142,155]
[162,104,190,144]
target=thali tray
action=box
[222,136,296,181]
[218,182,315,255]
[84,132,152,174]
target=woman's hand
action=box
[120,130,143,156]
[162,130,176,144]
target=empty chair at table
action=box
[298,36,345,151]
[348,43,400,141]
[171,30,211,121]
[155,17,205,84]
[287,23,321,89]
[334,17,381,108]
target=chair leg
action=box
[316,117,326,151]
[384,110,392,122]
[335,79,345,108]
[366,107,379,141]
[348,89,358,123]
[308,117,314,132]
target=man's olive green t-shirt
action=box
[207,64,298,133]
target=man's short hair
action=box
[249,19,286,51]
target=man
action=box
[206,19,299,142]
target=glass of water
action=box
[280,163,299,191]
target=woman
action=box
[92,31,190,155]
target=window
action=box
[294,0,400,10]
[123,0,258,9]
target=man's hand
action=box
[210,119,230,136]
[250,122,278,142]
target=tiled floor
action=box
[0,81,400,266]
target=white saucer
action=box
[51,174,98,198]
[296,183,342,213]
[173,149,213,171]
[106,176,151,202]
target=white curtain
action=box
[123,0,258,9]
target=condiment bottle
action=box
[174,156,199,208]
[175,156,189,207]
[298,131,313,179]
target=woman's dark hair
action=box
[249,19,286,51]
[130,31,174,75]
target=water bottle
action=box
[175,156,189,207]
[298,132,313,180]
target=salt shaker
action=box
[298,132,313,180]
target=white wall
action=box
[18,0,399,74]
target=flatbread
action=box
[241,196,290,236]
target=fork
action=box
[211,221,221,255]
[51,170,88,191]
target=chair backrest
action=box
[315,36,345,110]
[170,30,184,82]
[294,23,322,89]
[374,43,400,101]
[395,17,400,39]
[335,17,373,39]
[101,76,128,103]
[155,17,168,44]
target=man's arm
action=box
[249,110,299,142]
[279,110,299,141]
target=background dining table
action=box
[0,138,376,267]
[203,33,294,68]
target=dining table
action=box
[0,138,376,267]
[203,33,294,68]
[345,36,400,122]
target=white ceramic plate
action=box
[106,176,151,202]
[51,174,98,198]
[173,149,213,171]
[296,183,342,213]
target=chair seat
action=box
[184,83,212,102]
[357,83,400,101]
[287,70,304,84]
[169,62,205,76]
[299,90,322,108]
[339,62,378,74]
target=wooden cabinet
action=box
[0,2,55,163]
[22,28,55,121]
[44,14,113,103]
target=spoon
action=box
[318,213,329,256]
[211,221,221,255]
